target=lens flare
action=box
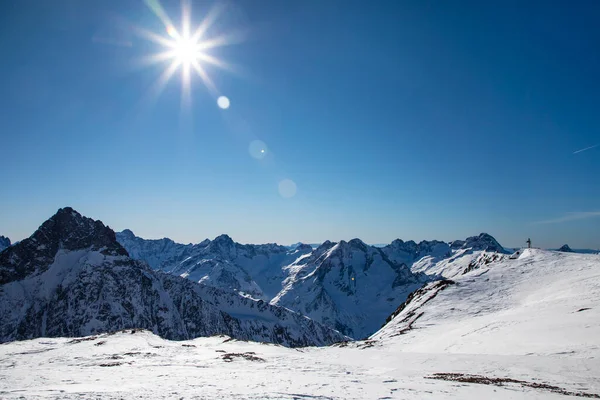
[249,140,268,159]
[217,96,230,109]
[278,179,297,198]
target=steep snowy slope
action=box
[0,235,10,252]
[118,230,313,300]
[371,249,600,358]
[0,208,346,347]
[271,239,429,338]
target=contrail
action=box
[573,143,599,154]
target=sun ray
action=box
[133,26,177,48]
[134,0,242,107]
[181,63,192,108]
[136,50,178,68]
[191,60,218,95]
[190,3,224,43]
[181,0,191,39]
[197,31,246,51]
[149,59,181,101]
[143,0,176,32]
[196,53,233,72]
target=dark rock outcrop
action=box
[0,207,126,285]
[0,236,10,252]
[558,244,573,253]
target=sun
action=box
[134,0,238,105]
[172,36,199,65]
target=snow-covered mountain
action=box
[2,248,598,399]
[0,235,10,252]
[0,208,346,347]
[381,233,508,278]
[117,230,314,300]
[270,239,429,338]
[115,229,199,269]
[118,231,512,339]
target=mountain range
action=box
[0,208,346,346]
[116,228,507,338]
[0,206,534,344]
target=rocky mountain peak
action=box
[0,207,127,285]
[213,234,234,246]
[197,238,211,247]
[34,207,126,255]
[388,239,418,253]
[119,229,136,238]
[461,233,505,253]
[294,243,314,253]
[558,244,573,252]
[347,238,367,249]
[315,240,336,254]
[0,236,10,252]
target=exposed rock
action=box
[558,244,573,253]
[0,236,10,252]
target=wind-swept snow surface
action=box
[371,249,600,358]
[2,249,599,399]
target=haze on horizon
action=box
[1,0,599,249]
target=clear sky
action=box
[1,0,599,249]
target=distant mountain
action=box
[0,208,346,347]
[449,233,506,253]
[286,242,321,250]
[270,239,429,338]
[558,244,573,253]
[0,236,10,252]
[117,231,313,300]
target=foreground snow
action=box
[1,330,598,399]
[2,249,599,399]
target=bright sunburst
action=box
[135,0,236,106]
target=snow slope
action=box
[1,325,598,399]
[371,249,600,359]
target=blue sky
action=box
[1,0,599,249]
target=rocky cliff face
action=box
[0,236,10,252]
[0,207,126,285]
[0,208,346,347]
